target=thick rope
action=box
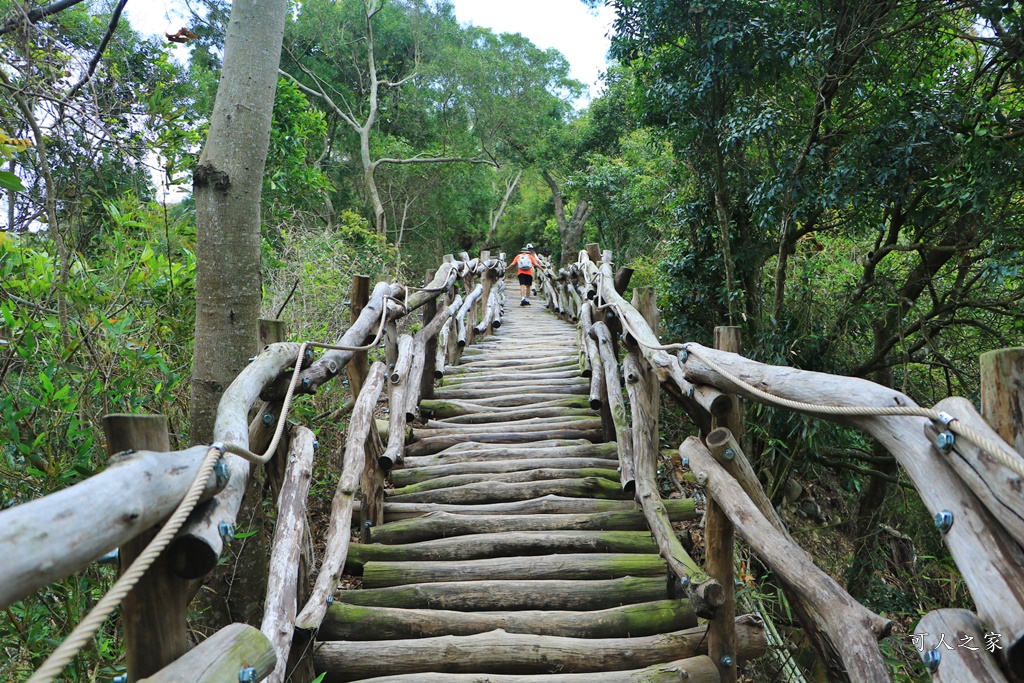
[683,343,1024,481]
[27,445,222,683]
[585,265,1024,481]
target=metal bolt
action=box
[97,549,119,566]
[682,457,690,468]
[113,675,128,683]
[302,377,312,388]
[935,430,955,454]
[313,440,319,451]
[720,655,734,668]
[679,575,690,587]
[219,521,235,543]
[262,413,275,426]
[922,647,941,673]
[364,520,374,528]
[214,459,229,488]
[212,441,226,454]
[326,594,334,605]
[239,666,258,683]
[697,472,708,486]
[617,467,622,473]
[248,356,257,363]
[934,510,954,534]
[723,448,736,461]
[679,349,689,362]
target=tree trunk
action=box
[543,170,592,267]
[190,0,287,443]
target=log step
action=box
[334,575,667,611]
[391,457,621,486]
[368,505,696,545]
[343,656,716,682]
[372,494,671,522]
[314,620,767,682]
[319,599,696,641]
[345,530,661,573]
[384,476,631,504]
[361,553,669,587]
[387,468,621,497]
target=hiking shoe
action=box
[523,299,531,305]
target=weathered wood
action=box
[392,457,619,486]
[369,506,695,545]
[173,342,301,579]
[590,321,636,492]
[434,407,596,425]
[442,370,583,386]
[339,657,719,683]
[581,303,605,410]
[0,444,221,611]
[981,349,1024,456]
[456,283,485,347]
[346,275,372,396]
[401,442,617,467]
[345,530,661,573]
[294,362,387,631]
[313,619,766,681]
[404,429,603,456]
[138,623,275,683]
[385,475,629,504]
[705,428,792,542]
[388,467,620,497]
[335,576,666,611]
[614,266,634,294]
[260,426,315,683]
[915,609,1009,682]
[707,325,740,683]
[435,385,590,400]
[420,270,439,401]
[102,415,187,682]
[682,437,892,681]
[434,317,453,379]
[682,343,1024,676]
[259,318,287,347]
[622,353,719,616]
[595,263,714,434]
[380,336,415,470]
[414,417,603,437]
[930,397,1024,549]
[372,494,691,521]
[420,397,590,418]
[264,281,390,399]
[405,296,462,423]
[320,600,696,642]
[362,552,669,586]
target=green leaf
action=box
[0,170,25,192]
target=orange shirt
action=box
[516,252,539,275]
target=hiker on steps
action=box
[514,244,539,306]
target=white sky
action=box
[123,0,615,103]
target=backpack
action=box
[517,253,534,271]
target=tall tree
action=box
[189,0,288,441]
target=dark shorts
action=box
[518,273,534,286]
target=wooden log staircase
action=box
[14,247,1024,682]
[312,300,756,682]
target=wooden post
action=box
[259,319,287,347]
[479,252,493,336]
[102,414,188,681]
[585,243,602,263]
[347,275,371,397]
[707,326,741,683]
[980,348,1024,456]
[421,269,438,401]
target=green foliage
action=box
[0,199,196,678]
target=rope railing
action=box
[562,244,1024,681]
[9,249,508,683]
